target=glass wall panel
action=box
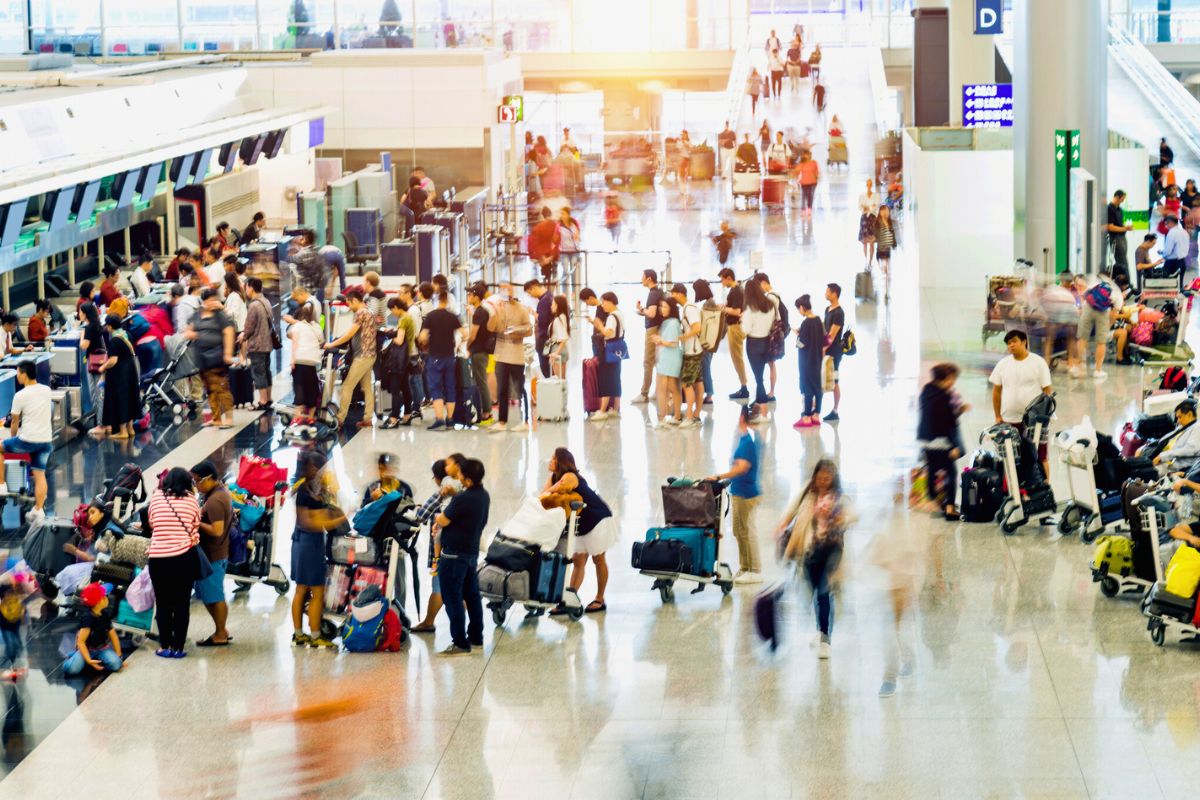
[573,0,650,51]
[30,0,100,54]
[415,0,493,47]
[181,0,259,50]
[0,0,24,53]
[105,0,177,53]
[495,0,568,51]
[338,0,413,48]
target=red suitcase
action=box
[582,357,600,414]
[1119,421,1144,458]
[761,176,788,206]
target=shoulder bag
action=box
[603,313,630,361]
[164,496,211,580]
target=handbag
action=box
[194,546,214,580]
[87,351,108,374]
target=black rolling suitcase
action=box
[230,363,254,407]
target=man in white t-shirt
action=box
[0,363,53,520]
[990,328,1053,476]
[671,282,704,428]
[129,253,154,298]
[1072,268,1123,381]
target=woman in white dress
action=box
[543,448,618,615]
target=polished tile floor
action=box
[5,47,1200,800]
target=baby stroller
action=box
[478,499,584,626]
[1092,478,1165,599]
[319,490,415,643]
[278,346,342,443]
[144,336,200,425]
[633,478,735,603]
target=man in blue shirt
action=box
[434,458,490,655]
[1161,214,1189,285]
[705,406,762,584]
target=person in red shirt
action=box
[528,206,561,284]
[27,300,51,344]
[97,265,123,307]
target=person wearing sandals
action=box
[191,460,233,648]
[917,363,968,520]
[147,468,202,659]
[290,451,347,649]
[544,448,617,615]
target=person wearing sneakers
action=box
[990,329,1053,477]
[1072,268,1121,381]
[822,283,845,421]
[0,362,52,520]
[720,268,749,400]
[651,297,683,428]
[634,269,664,405]
[781,459,850,660]
[325,289,377,430]
[705,406,762,584]
[434,458,490,656]
[290,451,346,649]
[586,290,625,420]
[418,291,464,431]
[487,281,533,433]
[672,283,704,427]
[740,276,779,424]
[793,294,826,429]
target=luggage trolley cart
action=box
[986,393,1058,533]
[228,481,291,596]
[732,165,762,210]
[1130,277,1195,367]
[1091,479,1163,599]
[319,505,408,642]
[1052,433,1124,543]
[479,503,585,626]
[633,478,735,603]
[1137,492,1200,646]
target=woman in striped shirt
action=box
[147,467,202,659]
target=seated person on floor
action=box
[62,582,122,676]
[1144,400,1200,475]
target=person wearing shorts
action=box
[1072,269,1121,381]
[672,282,704,427]
[822,284,845,422]
[191,460,233,647]
[0,363,52,520]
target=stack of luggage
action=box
[633,479,722,577]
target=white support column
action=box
[165,184,177,252]
[1014,0,1108,275]
[97,236,105,270]
[68,248,76,286]
[176,0,184,51]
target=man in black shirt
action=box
[467,282,496,426]
[1106,189,1133,282]
[524,279,553,378]
[735,133,759,167]
[419,291,464,431]
[719,268,749,399]
[435,458,490,655]
[823,283,845,422]
[717,120,737,178]
[634,269,663,403]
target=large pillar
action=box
[947,0,995,126]
[911,2,949,126]
[1014,0,1107,276]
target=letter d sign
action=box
[974,0,1002,35]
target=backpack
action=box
[340,603,388,652]
[841,328,857,356]
[1084,282,1113,312]
[765,301,787,361]
[1131,320,1154,346]
[699,304,727,353]
[378,607,404,652]
[124,313,151,342]
[1162,366,1188,392]
[228,520,248,566]
[353,490,402,536]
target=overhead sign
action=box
[498,94,523,124]
[962,83,1013,128]
[974,0,1002,34]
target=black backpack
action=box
[962,468,1003,523]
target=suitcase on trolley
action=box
[582,357,601,414]
[761,177,788,205]
[536,377,568,421]
[477,563,531,602]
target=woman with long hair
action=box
[858,178,880,264]
[740,276,779,423]
[290,451,347,649]
[146,467,201,659]
[548,294,571,380]
[651,296,682,427]
[78,301,107,435]
[558,207,582,278]
[875,204,897,299]
[289,302,325,422]
[692,279,717,405]
[780,459,850,659]
[543,448,617,615]
[222,272,247,333]
[380,297,416,428]
[98,314,141,439]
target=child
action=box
[62,582,123,675]
[604,195,623,244]
[711,221,738,266]
[0,581,27,681]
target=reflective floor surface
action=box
[4,46,1199,800]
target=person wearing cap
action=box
[62,582,123,675]
[1161,213,1189,283]
[191,461,234,647]
[704,407,763,584]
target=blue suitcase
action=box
[534,551,568,602]
[643,527,717,576]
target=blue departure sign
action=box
[962,83,1013,128]
[974,0,1002,34]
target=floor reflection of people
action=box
[1,681,28,768]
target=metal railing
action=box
[1109,22,1200,165]
[1112,10,1200,45]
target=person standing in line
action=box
[379,297,416,428]
[672,283,704,427]
[582,289,621,420]
[525,280,554,379]
[418,291,464,431]
[487,280,533,433]
[693,279,718,405]
[740,276,779,424]
[543,448,617,616]
[794,149,819,217]
[634,269,664,405]
[990,329,1053,478]
[466,283,496,427]
[222,272,247,334]
[242,277,275,412]
[289,451,346,649]
[650,296,683,428]
[746,67,762,116]
[792,294,826,429]
[325,289,377,430]
[822,283,845,422]
[288,303,324,423]
[547,295,571,380]
[558,207,582,281]
[705,406,762,584]
[720,268,749,400]
[0,362,53,520]
[190,460,233,648]
[758,273,787,401]
[188,288,236,430]
[79,301,107,434]
[858,179,880,265]
[917,363,968,521]
[1106,189,1133,281]
[781,459,849,659]
[99,314,142,439]
[146,467,201,659]
[434,458,490,656]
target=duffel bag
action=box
[477,564,531,602]
[485,534,540,574]
[92,560,135,587]
[661,482,720,528]
[632,539,694,574]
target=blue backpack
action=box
[340,602,387,652]
[227,521,248,566]
[1085,282,1113,312]
[353,490,402,536]
[124,312,151,341]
